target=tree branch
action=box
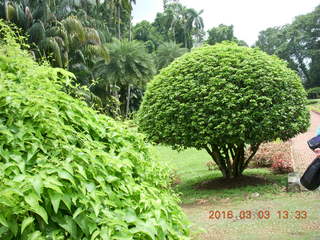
[241,143,260,171]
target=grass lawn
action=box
[307,98,320,112]
[151,145,320,240]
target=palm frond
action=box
[27,21,46,43]
[39,37,63,67]
[5,3,16,21]
[85,27,101,45]
[62,16,86,44]
[84,44,110,63]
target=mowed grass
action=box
[151,145,287,204]
[307,98,320,112]
[151,145,320,240]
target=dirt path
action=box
[291,111,320,172]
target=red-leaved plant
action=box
[271,152,293,173]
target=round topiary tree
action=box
[0,21,189,239]
[138,42,310,179]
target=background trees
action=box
[155,41,188,70]
[207,24,247,46]
[3,0,319,118]
[255,5,320,89]
[93,39,155,117]
[152,2,204,49]
[0,0,204,118]
[137,43,309,179]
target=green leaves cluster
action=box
[0,20,189,240]
[255,5,320,88]
[137,42,310,178]
[206,24,247,46]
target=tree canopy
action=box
[255,5,320,88]
[137,42,310,178]
[207,24,247,46]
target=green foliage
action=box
[138,42,310,178]
[132,20,164,52]
[155,41,188,70]
[0,20,189,240]
[255,5,320,88]
[94,39,156,117]
[153,3,204,49]
[207,24,247,46]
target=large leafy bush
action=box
[0,20,189,239]
[138,42,310,179]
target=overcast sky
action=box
[132,0,319,46]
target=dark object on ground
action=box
[300,157,320,190]
[307,135,320,150]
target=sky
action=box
[132,0,319,46]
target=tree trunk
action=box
[125,84,131,118]
[117,7,121,39]
[129,18,132,41]
[205,143,260,179]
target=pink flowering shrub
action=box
[271,152,293,173]
[246,141,294,173]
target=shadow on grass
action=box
[195,175,276,190]
[174,169,288,204]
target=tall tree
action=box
[94,39,155,117]
[255,5,320,88]
[132,20,164,52]
[207,24,247,46]
[155,41,188,70]
[153,2,204,49]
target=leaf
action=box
[0,214,8,227]
[21,217,34,234]
[28,230,43,240]
[72,207,83,219]
[30,175,43,196]
[48,190,62,214]
[56,215,78,238]
[24,193,48,224]
[85,182,95,192]
[58,170,76,185]
[130,221,157,240]
[74,213,90,236]
[43,176,63,193]
[91,230,100,240]
[0,226,8,237]
[106,176,119,183]
[7,215,18,236]
[100,227,110,240]
[61,192,72,211]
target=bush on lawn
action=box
[137,42,309,179]
[248,141,292,168]
[271,153,293,174]
[0,20,189,240]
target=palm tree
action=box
[155,41,188,70]
[183,8,204,48]
[109,0,135,39]
[62,16,110,85]
[95,39,155,117]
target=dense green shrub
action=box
[138,42,309,179]
[0,20,189,239]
